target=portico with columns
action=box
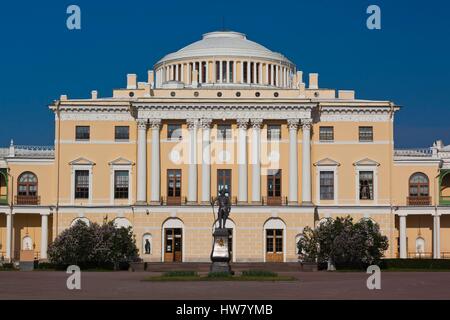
[1,208,52,262]
[134,103,314,207]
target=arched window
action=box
[18,172,38,197]
[409,173,429,197]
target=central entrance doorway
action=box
[164,228,182,262]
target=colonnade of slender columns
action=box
[135,117,312,206]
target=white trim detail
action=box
[108,157,135,205]
[353,158,380,205]
[70,158,95,205]
[314,158,340,205]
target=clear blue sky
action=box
[0,0,448,148]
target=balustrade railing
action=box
[15,195,41,205]
[407,196,431,206]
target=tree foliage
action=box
[297,216,389,269]
[48,220,139,269]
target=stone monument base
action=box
[210,228,232,274]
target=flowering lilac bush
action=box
[48,220,138,269]
[297,216,388,270]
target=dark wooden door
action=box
[164,228,182,262]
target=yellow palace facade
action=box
[1,31,450,263]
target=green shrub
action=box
[163,270,198,277]
[36,262,56,270]
[242,269,278,277]
[380,259,450,270]
[207,271,232,278]
[0,263,14,270]
[48,220,138,270]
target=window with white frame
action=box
[319,126,334,142]
[114,170,129,199]
[359,126,373,142]
[359,171,374,200]
[320,171,334,200]
[74,170,89,199]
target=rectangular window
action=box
[359,171,374,200]
[167,169,181,204]
[359,126,373,142]
[320,171,334,200]
[267,169,282,200]
[266,229,283,253]
[75,126,90,141]
[74,170,89,199]
[217,169,232,197]
[243,62,248,82]
[167,124,182,140]
[267,125,281,141]
[217,124,231,140]
[115,126,129,141]
[114,170,129,199]
[319,126,334,141]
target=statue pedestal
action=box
[210,228,232,274]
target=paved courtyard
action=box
[1,271,450,300]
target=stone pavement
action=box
[1,271,450,300]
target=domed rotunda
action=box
[154,31,296,88]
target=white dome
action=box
[156,31,293,66]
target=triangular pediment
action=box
[353,158,380,166]
[69,157,95,166]
[314,158,340,166]
[108,157,134,166]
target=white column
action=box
[301,119,312,204]
[188,63,192,84]
[199,61,203,83]
[433,214,441,259]
[175,64,179,81]
[240,61,244,83]
[187,119,198,203]
[275,65,279,86]
[205,61,209,83]
[288,119,299,204]
[5,211,13,261]
[219,60,223,83]
[265,64,269,84]
[150,119,161,203]
[181,64,185,83]
[246,61,251,84]
[251,119,263,203]
[270,64,274,85]
[399,214,407,259]
[258,63,263,84]
[253,62,257,84]
[201,119,212,203]
[237,119,249,203]
[40,213,49,260]
[233,61,237,83]
[226,60,230,83]
[137,119,148,204]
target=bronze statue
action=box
[211,188,231,229]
